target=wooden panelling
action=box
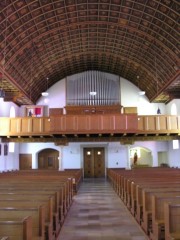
[101,115,114,131]
[124,107,137,114]
[65,105,122,115]
[126,115,138,131]
[77,116,90,131]
[49,108,63,116]
[21,118,31,134]
[145,116,156,130]
[167,115,178,130]
[137,116,144,131]
[114,115,127,131]
[0,115,180,137]
[157,116,167,130]
[0,118,10,135]
[137,115,180,134]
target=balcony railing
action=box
[0,114,180,137]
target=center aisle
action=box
[59,179,148,240]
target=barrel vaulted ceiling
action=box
[0,0,179,106]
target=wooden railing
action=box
[0,115,180,136]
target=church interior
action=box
[0,0,179,239]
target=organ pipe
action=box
[67,71,120,106]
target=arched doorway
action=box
[38,148,59,170]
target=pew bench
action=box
[141,189,180,235]
[150,195,180,240]
[135,186,180,224]
[130,182,180,217]
[164,202,180,240]
[0,196,56,240]
[0,191,58,239]
[0,205,46,240]
[0,216,32,240]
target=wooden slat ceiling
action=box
[0,0,179,106]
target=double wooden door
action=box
[84,147,105,178]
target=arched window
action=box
[171,103,177,115]
[9,106,15,152]
[10,106,15,117]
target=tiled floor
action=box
[59,178,148,240]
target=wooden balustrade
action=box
[0,115,180,137]
[138,115,180,134]
[0,117,50,136]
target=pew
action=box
[135,185,180,224]
[164,202,180,240]
[0,169,83,240]
[150,195,180,240]
[0,216,32,240]
[0,196,55,240]
[0,191,59,238]
[0,206,45,239]
[107,168,180,240]
[141,191,180,236]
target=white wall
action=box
[0,98,20,117]
[0,142,19,171]
[37,78,66,114]
[120,77,166,115]
[167,140,180,168]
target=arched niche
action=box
[129,146,152,168]
[38,148,59,170]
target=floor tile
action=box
[58,179,148,240]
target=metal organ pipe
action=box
[66,70,120,106]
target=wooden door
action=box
[83,148,105,178]
[19,154,32,170]
[38,148,59,170]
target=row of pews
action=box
[107,167,180,240]
[0,169,83,240]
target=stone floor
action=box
[59,178,149,240]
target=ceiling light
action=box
[89,91,96,96]
[41,92,49,97]
[41,77,49,97]
[137,76,145,96]
[138,91,145,96]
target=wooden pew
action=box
[0,170,82,239]
[0,206,45,240]
[141,190,180,236]
[0,197,55,240]
[107,168,180,240]
[164,201,180,240]
[0,174,73,214]
[0,216,32,240]
[150,195,180,240]
[0,176,72,217]
[135,185,180,224]
[0,176,74,238]
[0,191,58,239]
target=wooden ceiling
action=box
[0,0,179,106]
